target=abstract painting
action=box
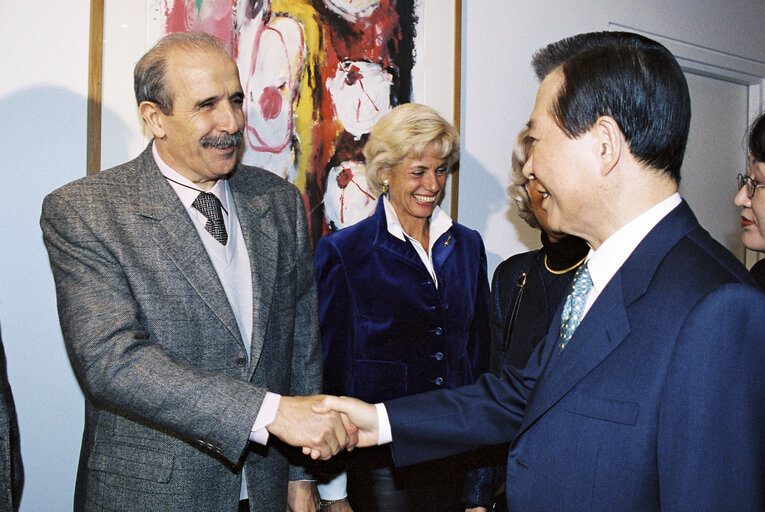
[149,0,418,244]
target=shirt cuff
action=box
[375,402,392,445]
[250,392,281,445]
[317,472,348,500]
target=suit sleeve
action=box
[40,192,264,465]
[386,359,534,468]
[0,331,23,510]
[461,234,497,507]
[286,189,323,481]
[657,283,765,509]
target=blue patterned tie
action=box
[192,192,228,245]
[557,263,592,352]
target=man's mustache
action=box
[200,131,243,149]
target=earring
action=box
[382,180,389,196]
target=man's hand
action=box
[267,395,356,460]
[313,396,379,448]
[287,481,320,512]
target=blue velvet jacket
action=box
[314,198,491,404]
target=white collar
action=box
[152,141,230,213]
[382,195,453,251]
[587,193,682,296]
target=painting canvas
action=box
[148,0,421,245]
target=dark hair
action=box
[532,31,691,183]
[134,32,229,115]
[748,111,765,162]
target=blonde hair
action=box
[508,127,540,229]
[363,103,460,195]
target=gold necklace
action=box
[544,253,587,275]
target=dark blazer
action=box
[40,144,321,512]
[0,329,23,511]
[314,198,490,404]
[751,258,765,289]
[315,198,491,506]
[489,248,581,373]
[385,201,765,511]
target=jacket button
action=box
[433,327,443,336]
[433,352,444,361]
[433,377,444,386]
[236,357,247,367]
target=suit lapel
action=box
[517,201,701,436]
[432,231,455,272]
[133,145,243,348]
[370,200,446,275]
[230,169,277,374]
[518,276,630,436]
[371,203,428,273]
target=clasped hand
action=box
[266,395,380,460]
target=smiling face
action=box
[524,157,565,242]
[144,48,245,189]
[523,69,602,244]
[381,145,448,233]
[734,155,765,252]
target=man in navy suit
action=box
[317,31,765,510]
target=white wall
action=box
[459,0,765,274]
[0,1,91,510]
[3,0,765,509]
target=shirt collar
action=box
[587,193,682,295]
[382,195,453,250]
[152,141,229,213]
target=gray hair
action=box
[134,32,230,114]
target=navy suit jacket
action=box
[315,198,490,403]
[386,201,765,511]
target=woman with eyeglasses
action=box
[734,111,765,288]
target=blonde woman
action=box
[315,103,491,512]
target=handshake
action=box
[266,395,381,460]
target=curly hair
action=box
[507,127,539,229]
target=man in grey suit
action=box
[41,32,350,512]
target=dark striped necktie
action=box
[192,192,228,245]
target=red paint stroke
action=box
[163,0,235,49]
[337,167,376,225]
[259,85,284,120]
[336,167,352,188]
[244,20,305,153]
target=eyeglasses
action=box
[736,173,765,199]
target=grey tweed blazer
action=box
[40,144,321,512]
[0,329,23,512]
